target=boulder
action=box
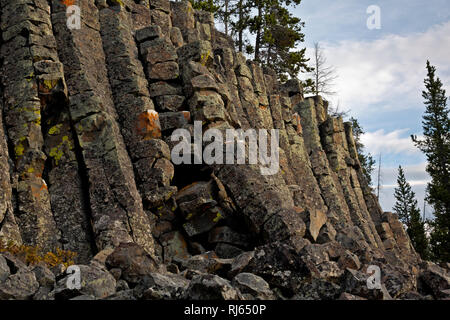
[232,273,275,300]
[338,250,361,270]
[0,269,40,300]
[32,263,55,288]
[105,242,158,285]
[178,252,232,275]
[0,255,10,283]
[184,274,242,300]
[232,243,309,296]
[139,272,189,299]
[342,268,392,300]
[53,265,116,300]
[419,262,450,299]
[160,231,190,263]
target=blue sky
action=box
[293,0,450,216]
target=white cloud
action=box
[374,162,430,187]
[303,21,450,115]
[361,128,421,155]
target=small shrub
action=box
[0,238,77,268]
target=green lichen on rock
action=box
[48,124,63,135]
[14,137,27,158]
[49,136,73,165]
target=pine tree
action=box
[350,117,376,186]
[393,166,429,259]
[412,61,450,262]
[191,0,310,81]
[246,0,310,81]
[393,166,416,226]
[189,0,219,12]
[230,0,252,52]
[216,0,236,36]
[258,4,311,82]
[408,205,429,260]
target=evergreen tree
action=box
[230,0,252,52]
[393,166,416,226]
[393,166,429,259]
[191,0,310,81]
[350,117,376,186]
[257,4,311,81]
[408,206,430,260]
[216,0,237,36]
[245,0,309,81]
[412,61,450,262]
[189,0,219,12]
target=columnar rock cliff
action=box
[0,0,448,300]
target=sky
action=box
[293,0,450,217]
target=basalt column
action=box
[320,115,384,249]
[51,0,155,256]
[0,87,22,244]
[1,0,61,251]
[296,98,356,237]
[98,3,178,260]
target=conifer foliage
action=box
[412,61,450,262]
[189,0,311,81]
[393,166,429,260]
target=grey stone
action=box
[184,274,242,300]
[232,273,275,300]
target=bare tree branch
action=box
[311,42,338,97]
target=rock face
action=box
[0,0,444,300]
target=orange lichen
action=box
[31,179,48,200]
[136,110,161,139]
[293,112,303,134]
[182,111,191,122]
[61,0,76,6]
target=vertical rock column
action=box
[0,88,22,244]
[247,61,273,129]
[34,38,95,261]
[150,0,172,36]
[344,122,384,230]
[267,93,297,186]
[51,0,155,256]
[296,98,354,235]
[278,82,329,213]
[297,98,376,246]
[1,0,60,251]
[99,5,177,208]
[213,49,247,128]
[382,212,416,256]
[98,4,179,259]
[235,54,268,129]
[321,115,383,249]
[266,79,330,242]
